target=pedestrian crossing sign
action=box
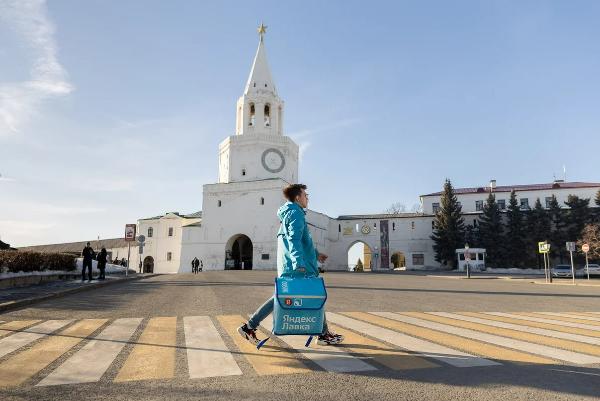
[538,242,550,253]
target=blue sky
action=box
[1,0,600,247]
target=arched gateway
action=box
[225,234,253,270]
[143,256,154,273]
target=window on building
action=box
[147,227,153,238]
[412,253,425,266]
[475,200,484,211]
[168,227,173,237]
[473,219,478,227]
[249,103,255,126]
[520,198,529,209]
[260,197,265,205]
[242,169,246,176]
[432,221,435,230]
[497,199,506,210]
[373,222,377,228]
[545,197,553,208]
[261,253,270,260]
[167,252,172,261]
[411,221,415,230]
[355,223,359,232]
[392,222,395,231]
[264,104,271,126]
[218,200,222,207]
[338,224,341,233]
[432,203,440,213]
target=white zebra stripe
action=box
[37,318,142,386]
[486,312,600,332]
[429,312,600,346]
[377,313,600,365]
[536,312,600,323]
[0,320,72,359]
[184,316,242,379]
[328,312,498,368]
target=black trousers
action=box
[98,265,106,279]
[82,260,93,280]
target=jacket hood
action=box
[277,201,304,222]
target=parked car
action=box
[551,264,586,278]
[584,264,600,276]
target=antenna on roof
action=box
[563,165,566,182]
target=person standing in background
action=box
[81,242,95,282]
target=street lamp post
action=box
[465,243,471,279]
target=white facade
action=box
[421,181,600,215]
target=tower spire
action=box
[244,23,276,95]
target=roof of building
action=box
[421,181,600,197]
[337,213,433,220]
[139,211,202,221]
[18,238,139,254]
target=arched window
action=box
[218,200,222,207]
[242,169,246,176]
[249,103,255,126]
[260,197,265,205]
[147,227,153,238]
[264,104,270,126]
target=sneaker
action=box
[238,323,260,345]
[317,332,343,346]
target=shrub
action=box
[0,251,76,274]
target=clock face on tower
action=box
[261,148,285,173]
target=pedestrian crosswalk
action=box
[0,311,599,388]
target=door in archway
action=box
[227,235,253,270]
[143,256,154,273]
[391,252,406,269]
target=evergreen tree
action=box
[505,190,527,267]
[354,258,363,272]
[548,195,567,263]
[431,179,466,268]
[478,193,506,267]
[526,198,551,268]
[564,195,591,241]
[464,223,480,248]
[593,189,600,223]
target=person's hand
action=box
[318,253,328,263]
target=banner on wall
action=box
[379,220,390,269]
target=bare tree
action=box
[411,203,423,213]
[578,223,600,259]
[385,202,406,214]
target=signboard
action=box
[125,224,137,241]
[379,220,390,269]
[566,242,576,252]
[343,227,354,236]
[582,243,590,253]
[538,242,550,254]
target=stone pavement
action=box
[0,274,153,312]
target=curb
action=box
[0,274,158,313]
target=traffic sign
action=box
[582,243,590,253]
[137,234,145,244]
[566,242,576,252]
[125,224,136,241]
[538,242,550,253]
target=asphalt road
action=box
[1,271,599,401]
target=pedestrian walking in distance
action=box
[200,260,203,272]
[194,257,200,273]
[81,242,95,282]
[97,247,107,280]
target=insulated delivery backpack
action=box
[256,276,327,349]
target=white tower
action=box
[218,24,299,184]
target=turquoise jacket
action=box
[276,201,319,278]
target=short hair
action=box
[283,184,307,202]
[86,242,91,246]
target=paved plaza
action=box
[0,272,599,400]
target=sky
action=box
[1,0,600,247]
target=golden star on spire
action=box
[258,23,267,41]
